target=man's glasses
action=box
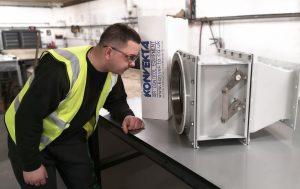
[103,45,139,62]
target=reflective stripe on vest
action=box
[53,49,80,90]
[40,48,82,132]
[13,76,34,111]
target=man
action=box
[5,23,144,188]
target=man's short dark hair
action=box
[99,23,141,47]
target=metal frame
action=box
[171,49,252,148]
[191,12,300,23]
[100,151,142,170]
[98,116,219,189]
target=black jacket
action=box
[12,51,134,171]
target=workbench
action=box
[0,54,23,86]
[1,48,48,83]
[97,97,300,189]
[2,48,47,61]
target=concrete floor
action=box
[0,115,19,188]
[0,69,191,189]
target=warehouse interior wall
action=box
[57,0,185,46]
[189,0,300,63]
[0,0,299,63]
[0,6,57,47]
[0,0,185,48]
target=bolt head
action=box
[236,74,241,81]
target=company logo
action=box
[141,41,151,97]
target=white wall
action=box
[196,0,300,17]
[0,6,55,26]
[1,0,299,63]
[0,6,57,47]
[53,0,182,47]
[56,0,185,46]
[137,0,185,16]
[191,0,300,63]
[55,0,129,47]
[0,0,131,48]
[0,0,186,48]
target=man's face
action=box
[107,40,140,75]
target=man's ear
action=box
[104,47,112,60]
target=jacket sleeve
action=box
[103,75,134,122]
[15,53,69,171]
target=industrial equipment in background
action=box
[170,49,300,148]
[71,25,81,37]
[0,54,22,113]
[1,30,41,49]
[0,29,42,113]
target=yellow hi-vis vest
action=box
[5,45,118,151]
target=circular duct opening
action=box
[170,60,184,127]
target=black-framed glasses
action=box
[103,45,139,62]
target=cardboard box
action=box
[138,16,188,120]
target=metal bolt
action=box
[235,74,241,81]
[191,122,194,126]
[191,101,194,105]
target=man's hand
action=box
[23,164,48,187]
[122,115,144,134]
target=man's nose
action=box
[129,61,135,68]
